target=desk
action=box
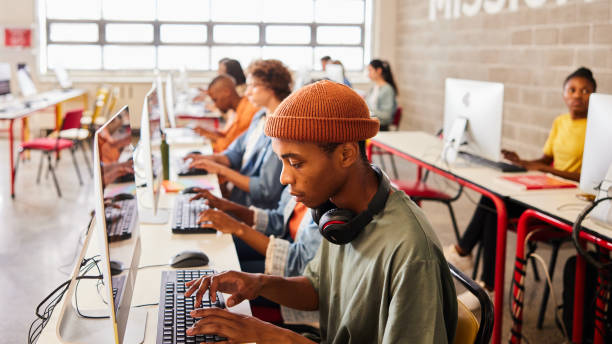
[0,89,87,198]
[369,131,567,344]
[510,191,612,344]
[37,143,251,343]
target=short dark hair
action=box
[317,141,369,163]
[321,56,331,62]
[564,66,597,92]
[220,59,246,86]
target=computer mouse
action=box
[181,186,202,194]
[113,193,135,201]
[188,151,202,156]
[109,260,124,276]
[170,250,209,268]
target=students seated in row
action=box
[184,81,457,343]
[186,59,291,209]
[190,186,321,322]
[445,67,597,309]
[193,75,260,153]
[366,59,398,131]
[194,58,247,102]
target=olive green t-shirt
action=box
[303,191,457,344]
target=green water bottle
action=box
[160,132,169,180]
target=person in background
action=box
[193,75,259,152]
[194,58,248,102]
[219,58,247,96]
[445,67,597,310]
[186,59,291,210]
[320,55,331,71]
[365,59,398,131]
[183,80,457,344]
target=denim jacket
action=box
[222,109,283,209]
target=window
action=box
[42,0,368,72]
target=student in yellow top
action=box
[193,75,260,152]
[445,67,597,310]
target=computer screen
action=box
[443,78,504,162]
[165,73,177,128]
[54,66,73,89]
[16,63,37,97]
[580,93,612,195]
[0,63,10,96]
[93,105,141,344]
[136,84,163,218]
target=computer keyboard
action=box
[105,198,138,242]
[177,158,208,176]
[156,270,226,344]
[458,151,527,173]
[171,194,215,234]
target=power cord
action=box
[572,196,612,269]
[28,255,103,344]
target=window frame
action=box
[41,1,369,73]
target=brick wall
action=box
[394,0,612,158]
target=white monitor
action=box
[155,75,168,130]
[16,63,37,97]
[443,78,504,162]
[165,73,177,128]
[325,64,344,84]
[580,93,612,195]
[0,63,10,96]
[57,106,145,344]
[134,83,169,223]
[54,66,73,90]
[93,105,142,343]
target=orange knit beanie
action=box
[264,80,379,143]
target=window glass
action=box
[214,25,259,44]
[106,24,153,43]
[158,46,209,70]
[103,45,156,70]
[161,25,207,43]
[266,25,311,44]
[50,23,99,42]
[48,45,102,69]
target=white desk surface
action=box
[512,189,612,241]
[372,131,579,198]
[373,131,612,241]
[0,89,86,120]
[38,142,251,343]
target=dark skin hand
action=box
[197,208,269,255]
[184,271,317,342]
[501,149,579,181]
[190,189,255,226]
[187,307,313,344]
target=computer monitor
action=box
[0,63,10,96]
[443,78,504,162]
[325,64,344,84]
[54,66,73,90]
[580,93,612,195]
[165,73,177,128]
[93,105,142,343]
[16,63,37,97]
[57,106,146,343]
[134,83,169,223]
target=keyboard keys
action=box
[171,195,216,234]
[157,270,226,344]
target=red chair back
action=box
[392,107,402,129]
[61,109,84,131]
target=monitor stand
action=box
[138,206,170,224]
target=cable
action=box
[572,196,612,269]
[138,263,169,269]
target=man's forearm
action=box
[258,275,318,311]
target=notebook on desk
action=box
[499,175,577,190]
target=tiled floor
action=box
[1,136,574,343]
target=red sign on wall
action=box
[5,28,32,48]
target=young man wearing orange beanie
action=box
[184,80,457,343]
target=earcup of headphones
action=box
[318,208,358,245]
[311,200,337,225]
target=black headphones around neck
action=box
[311,165,391,245]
